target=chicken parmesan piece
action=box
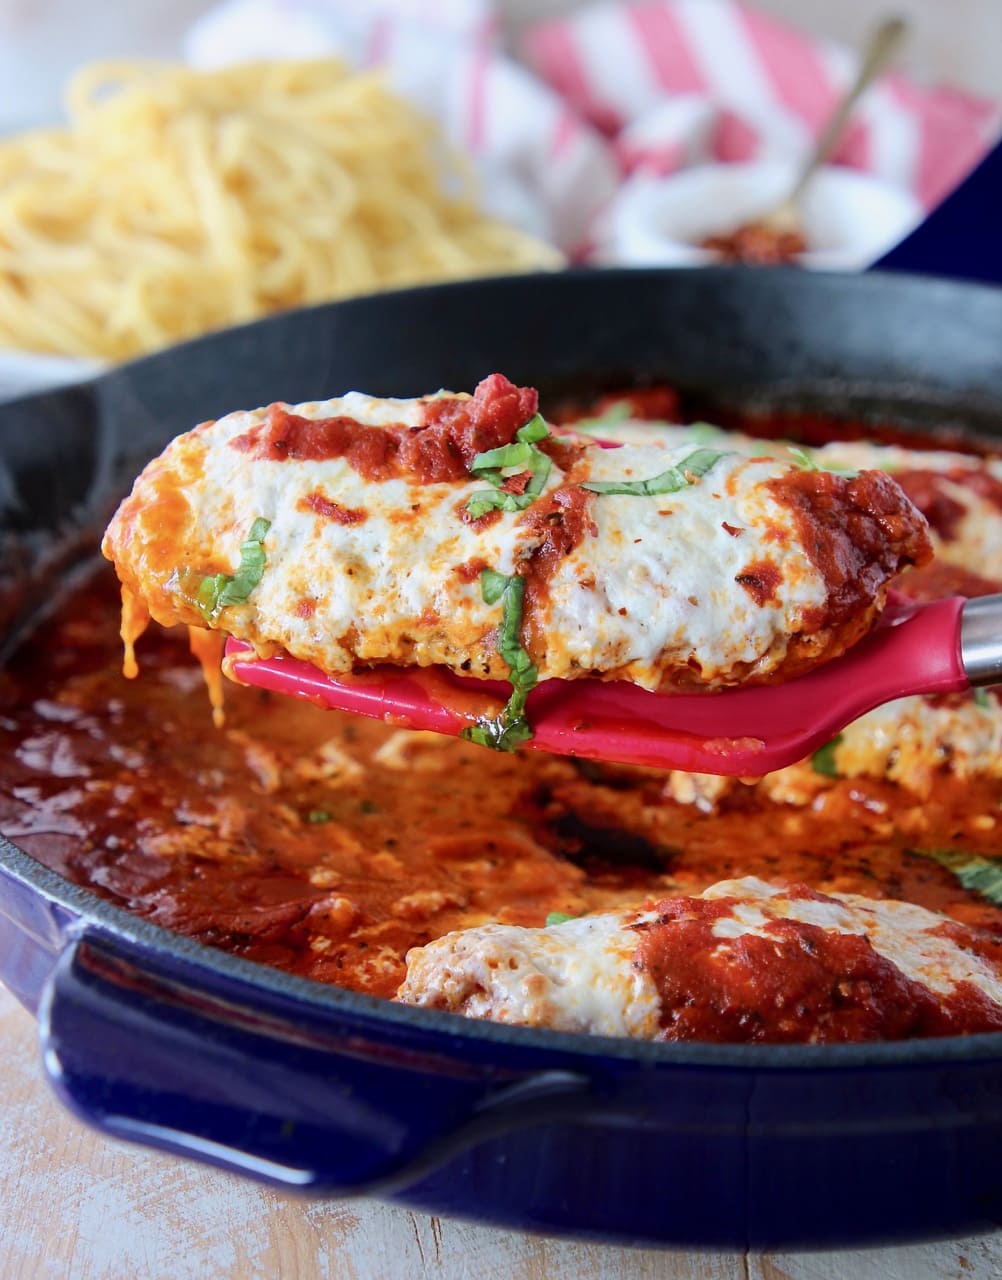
[102,374,931,706]
[396,877,1002,1042]
[573,421,1002,805]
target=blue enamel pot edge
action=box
[3,256,1002,1250]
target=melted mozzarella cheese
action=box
[397,876,1002,1037]
[527,444,830,687]
[396,909,662,1038]
[597,423,1002,804]
[701,878,1002,1003]
[825,694,1002,784]
[600,422,1002,582]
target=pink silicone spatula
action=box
[225,591,1002,777]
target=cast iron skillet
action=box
[4,268,1002,1252]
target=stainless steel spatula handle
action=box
[961,594,1002,685]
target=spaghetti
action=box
[0,60,560,360]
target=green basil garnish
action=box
[974,687,993,710]
[461,569,538,752]
[513,413,549,445]
[545,911,577,926]
[911,849,1002,907]
[685,421,725,441]
[810,734,843,778]
[466,489,538,519]
[196,516,271,622]
[470,440,535,473]
[788,445,819,472]
[479,567,513,604]
[569,400,634,431]
[465,413,553,519]
[582,448,727,497]
[787,444,858,477]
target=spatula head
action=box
[225,593,968,776]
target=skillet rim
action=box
[5,262,1002,413]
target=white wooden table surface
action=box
[1,983,999,1280]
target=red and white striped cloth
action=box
[523,0,1001,210]
[186,0,1001,256]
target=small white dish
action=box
[0,348,104,403]
[602,161,924,270]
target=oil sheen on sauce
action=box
[4,567,1002,1005]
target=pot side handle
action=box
[37,930,593,1194]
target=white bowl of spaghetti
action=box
[0,59,560,400]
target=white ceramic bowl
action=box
[603,161,924,270]
[0,348,105,404]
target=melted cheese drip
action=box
[187,626,228,727]
[119,584,150,680]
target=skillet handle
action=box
[874,138,1002,286]
[37,930,591,1194]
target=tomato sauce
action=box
[3,565,1002,1004]
[298,491,369,524]
[767,468,932,627]
[231,373,539,485]
[520,484,598,654]
[633,890,1002,1042]
[734,560,783,607]
[700,224,807,266]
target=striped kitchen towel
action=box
[523,0,1000,210]
[186,0,1001,253]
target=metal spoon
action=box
[751,15,909,238]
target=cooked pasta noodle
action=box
[0,60,561,360]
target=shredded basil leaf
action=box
[307,808,331,824]
[582,449,727,497]
[461,570,538,752]
[470,414,551,476]
[466,489,536,519]
[479,567,511,605]
[196,516,271,622]
[526,453,553,493]
[685,421,725,441]
[465,414,554,519]
[974,687,993,710]
[787,444,858,477]
[810,734,843,778]
[911,849,1002,906]
[545,911,577,926]
[470,440,535,473]
[516,413,550,445]
[674,448,725,477]
[788,446,819,472]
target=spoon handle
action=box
[789,16,908,205]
